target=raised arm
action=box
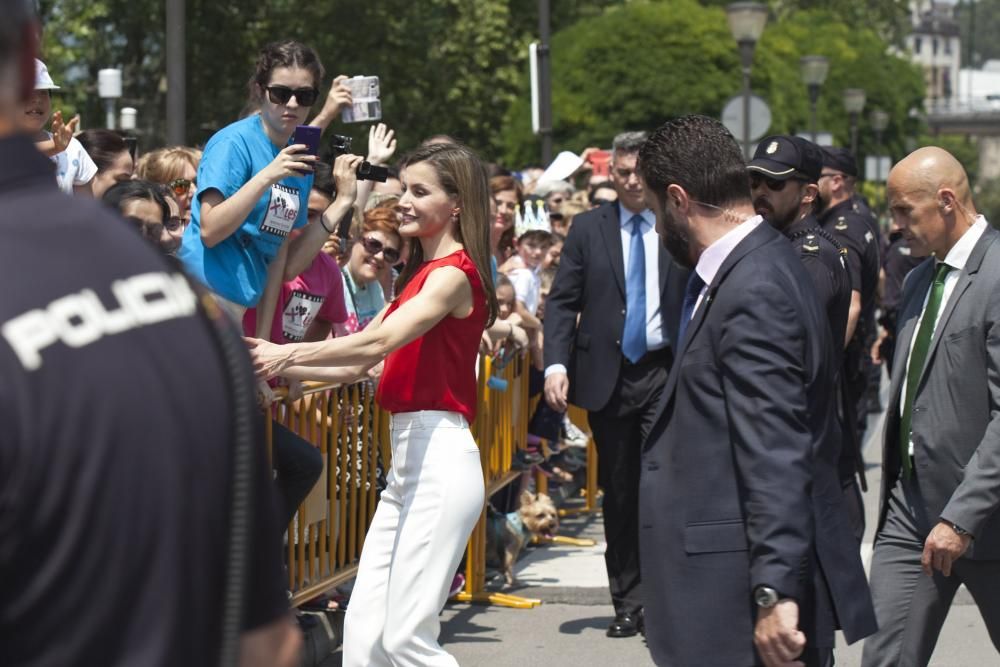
[248,265,473,379]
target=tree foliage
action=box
[500,0,925,167]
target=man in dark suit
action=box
[636,115,876,666]
[544,131,686,637]
[861,147,1000,666]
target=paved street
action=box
[323,382,997,666]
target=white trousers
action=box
[343,411,485,667]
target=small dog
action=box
[486,491,559,586]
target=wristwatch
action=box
[753,586,780,609]
[947,520,972,538]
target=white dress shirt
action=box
[618,206,664,351]
[544,205,661,378]
[900,215,988,456]
[688,215,764,318]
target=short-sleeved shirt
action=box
[243,252,349,343]
[178,114,312,307]
[342,267,386,333]
[784,216,851,369]
[819,198,881,332]
[507,265,541,316]
[49,133,97,194]
[0,134,287,666]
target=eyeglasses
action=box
[264,85,319,107]
[168,178,194,198]
[750,173,803,192]
[591,198,615,207]
[361,236,401,264]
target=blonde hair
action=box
[135,146,202,184]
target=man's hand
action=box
[544,372,569,412]
[922,521,972,577]
[754,599,806,667]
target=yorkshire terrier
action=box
[486,491,559,586]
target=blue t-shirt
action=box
[179,114,312,307]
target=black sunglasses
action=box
[361,236,401,264]
[591,198,615,207]
[750,173,804,192]
[264,85,319,107]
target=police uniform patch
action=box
[835,216,848,231]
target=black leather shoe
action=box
[607,611,640,638]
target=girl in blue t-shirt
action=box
[179,40,362,336]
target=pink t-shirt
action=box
[244,252,349,343]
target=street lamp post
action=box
[870,109,890,183]
[843,88,866,157]
[726,2,769,159]
[800,56,829,144]
[97,68,122,130]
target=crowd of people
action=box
[3,6,999,666]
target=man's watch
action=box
[753,586,780,609]
[947,520,972,538]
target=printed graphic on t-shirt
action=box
[261,183,300,237]
[282,290,324,341]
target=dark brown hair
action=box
[247,40,324,107]
[396,143,499,326]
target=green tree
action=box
[501,0,925,168]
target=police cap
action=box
[748,135,823,183]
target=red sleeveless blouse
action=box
[375,249,487,423]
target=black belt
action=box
[623,347,673,367]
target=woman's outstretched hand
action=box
[245,337,289,380]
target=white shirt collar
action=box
[941,215,988,271]
[618,205,654,230]
[694,215,763,286]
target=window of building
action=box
[944,38,952,55]
[933,38,939,56]
[914,36,922,54]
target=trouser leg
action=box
[342,484,403,667]
[270,420,324,528]
[380,424,484,667]
[861,477,961,667]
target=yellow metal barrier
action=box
[265,352,600,610]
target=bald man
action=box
[861,147,1000,666]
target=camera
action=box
[329,134,389,183]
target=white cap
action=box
[35,59,60,90]
[537,150,583,186]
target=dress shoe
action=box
[607,611,640,638]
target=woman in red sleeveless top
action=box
[247,142,498,667]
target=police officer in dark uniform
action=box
[874,226,923,374]
[0,5,298,664]
[748,135,851,362]
[816,146,881,538]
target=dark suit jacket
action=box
[881,225,1000,558]
[543,203,687,412]
[639,223,876,666]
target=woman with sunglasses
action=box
[136,146,202,223]
[178,40,362,337]
[248,142,498,666]
[339,206,403,334]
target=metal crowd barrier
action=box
[266,353,599,610]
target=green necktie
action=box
[899,262,953,478]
